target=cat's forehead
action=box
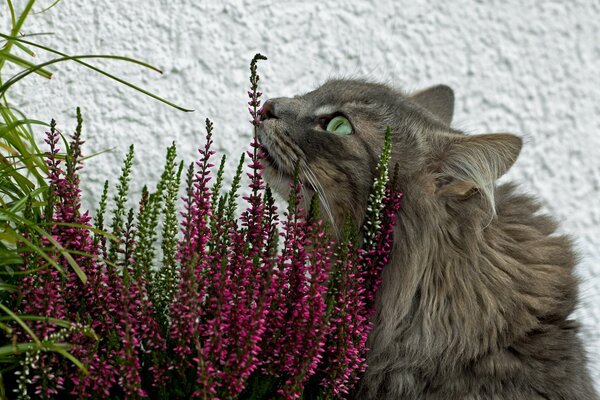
[301,79,402,108]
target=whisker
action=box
[301,164,338,237]
[300,184,311,213]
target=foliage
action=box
[0,0,188,396]
[5,53,402,399]
[1,3,403,399]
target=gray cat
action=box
[257,79,598,399]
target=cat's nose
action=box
[261,100,278,120]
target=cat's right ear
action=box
[411,85,455,125]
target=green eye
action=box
[326,115,353,135]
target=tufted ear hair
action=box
[411,84,455,125]
[433,133,522,206]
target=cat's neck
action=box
[368,182,578,368]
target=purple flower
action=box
[13,57,402,399]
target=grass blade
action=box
[0,304,40,346]
[0,34,193,112]
[0,50,52,79]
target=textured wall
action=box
[3,0,599,388]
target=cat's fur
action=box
[257,79,598,399]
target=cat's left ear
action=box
[433,133,522,199]
[411,85,455,125]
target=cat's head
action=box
[257,79,522,233]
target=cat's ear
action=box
[434,133,522,199]
[411,85,455,125]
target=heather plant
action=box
[1,3,402,398]
[5,52,402,399]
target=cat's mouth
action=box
[257,131,316,193]
[257,123,286,171]
[261,144,282,172]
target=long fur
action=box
[360,183,597,399]
[258,79,598,399]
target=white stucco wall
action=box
[3,0,599,389]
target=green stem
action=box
[0,33,193,112]
[0,0,36,73]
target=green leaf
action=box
[0,283,16,293]
[0,0,36,72]
[44,343,89,375]
[5,0,16,29]
[43,222,118,242]
[12,40,36,57]
[0,341,88,374]
[7,187,47,213]
[0,315,72,329]
[0,210,87,283]
[34,0,63,14]
[0,304,40,345]
[0,34,193,112]
[0,118,49,139]
[0,50,52,79]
